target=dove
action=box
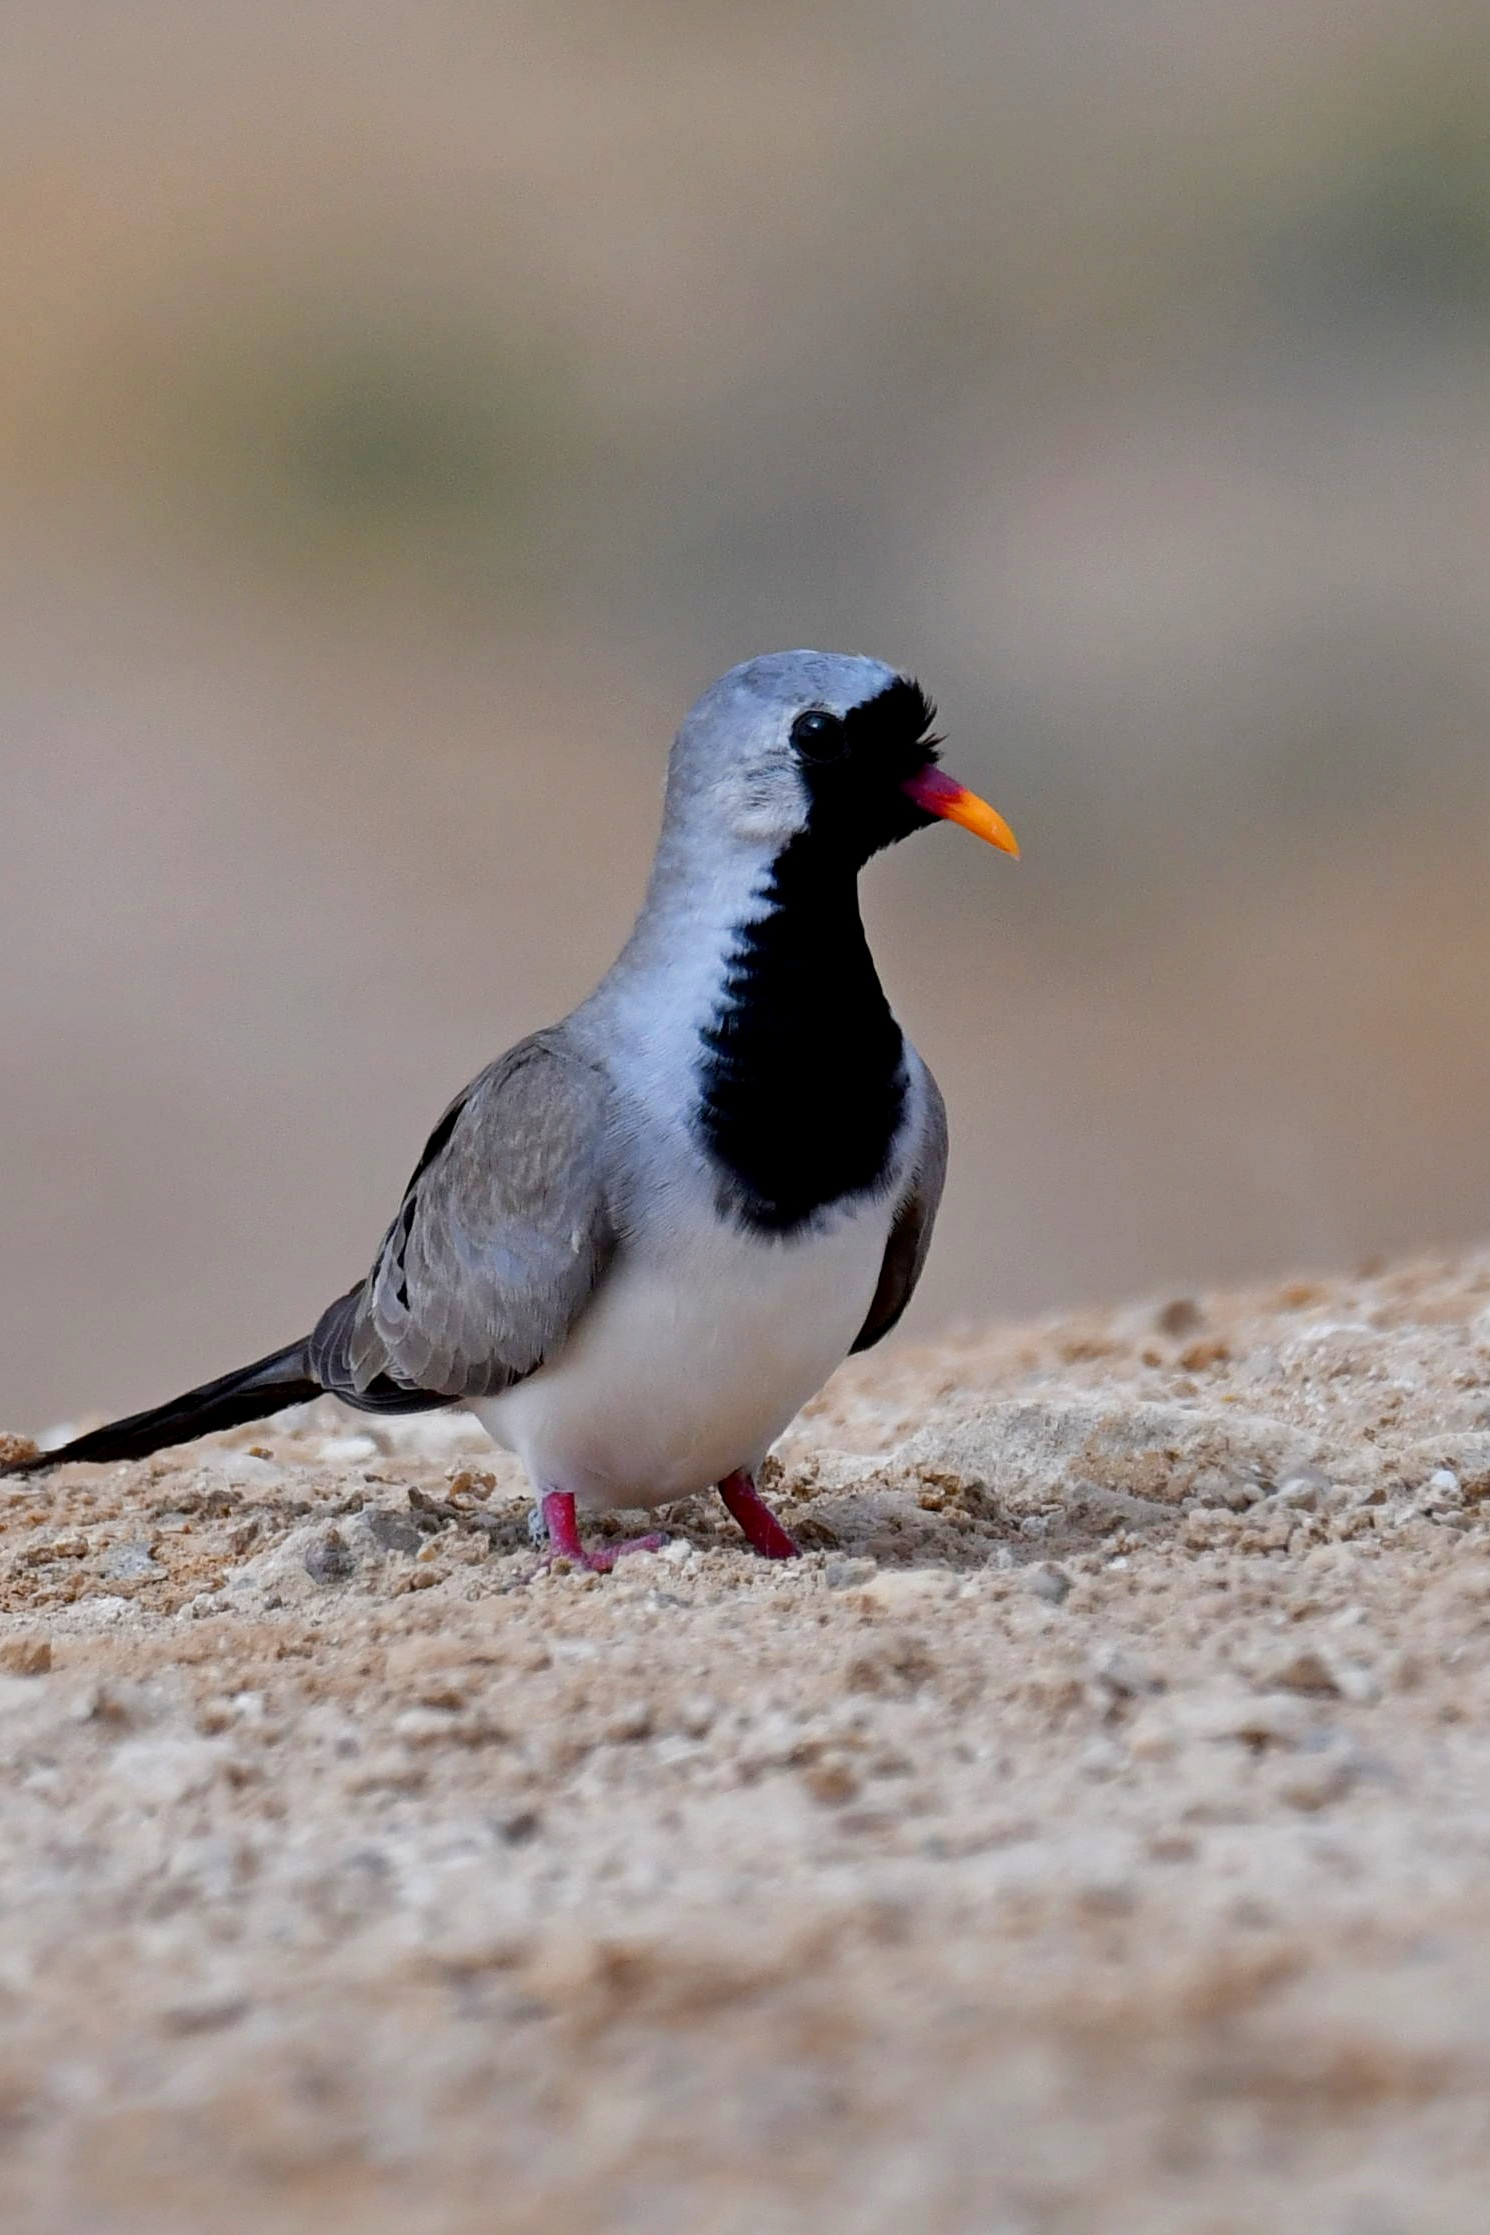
[10,651,1018,1568]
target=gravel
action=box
[4,1247,1490,2230]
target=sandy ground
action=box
[3,1254,1490,2232]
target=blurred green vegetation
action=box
[153,305,584,590]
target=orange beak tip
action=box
[902,766,1020,859]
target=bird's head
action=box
[666,649,1018,870]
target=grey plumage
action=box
[345,1035,616,1399]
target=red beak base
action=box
[901,766,1019,857]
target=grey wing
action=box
[315,1032,616,1402]
[850,1063,948,1355]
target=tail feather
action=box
[5,1342,322,1475]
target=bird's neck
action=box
[692,830,907,1233]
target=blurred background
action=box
[5,0,1490,1425]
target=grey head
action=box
[654,649,951,871]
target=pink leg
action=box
[537,1490,668,1575]
[717,1470,800,1560]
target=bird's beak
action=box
[901,766,1020,858]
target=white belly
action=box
[473,1208,889,1510]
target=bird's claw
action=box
[530,1491,669,1578]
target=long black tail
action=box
[6,1341,322,1475]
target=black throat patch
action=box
[695,831,908,1235]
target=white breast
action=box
[472,1200,890,1511]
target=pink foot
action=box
[536,1490,668,1575]
[718,1470,800,1560]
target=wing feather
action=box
[317,1033,615,1401]
[850,1063,947,1355]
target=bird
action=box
[7,651,1018,1568]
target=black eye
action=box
[791,709,845,761]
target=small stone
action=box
[1077,1736,1125,1780]
[1175,1688,1312,1750]
[1279,1749,1362,1811]
[1272,1475,1327,1512]
[74,1680,141,1727]
[303,1529,355,1584]
[394,1707,464,1747]
[1265,1648,1340,1695]
[1333,1662,1382,1705]
[319,1434,378,1465]
[825,1558,876,1590]
[604,1701,653,1743]
[495,1809,542,1845]
[344,1753,428,1794]
[802,1759,859,1806]
[1156,1297,1204,1339]
[1179,1338,1230,1372]
[1182,1507,1240,1549]
[363,1509,424,1557]
[0,1637,51,1676]
[0,1433,39,1470]
[29,1534,89,1564]
[1074,1868,1135,1914]
[861,1569,953,1612]
[208,1452,284,1489]
[446,1468,497,1500]
[1219,1478,1262,1511]
[108,1735,222,1804]
[161,1994,249,2036]
[1089,1645,1160,1699]
[101,1541,159,1582]
[1417,1469,1464,1516]
[1028,1563,1073,1605]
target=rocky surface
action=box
[5,1251,1490,2231]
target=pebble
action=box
[1265,1648,1342,1696]
[394,1708,465,1747]
[161,1993,250,2037]
[1224,1479,1264,1511]
[1272,1474,1329,1512]
[0,1638,51,1677]
[303,1528,356,1584]
[1088,1645,1160,1700]
[318,1435,379,1465]
[1264,1646,1381,1703]
[362,1509,424,1557]
[101,1541,160,1582]
[1278,1749,1363,1812]
[604,1701,654,1743]
[860,1569,954,1611]
[825,1559,876,1590]
[206,1453,285,1489]
[1028,1563,1073,1605]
